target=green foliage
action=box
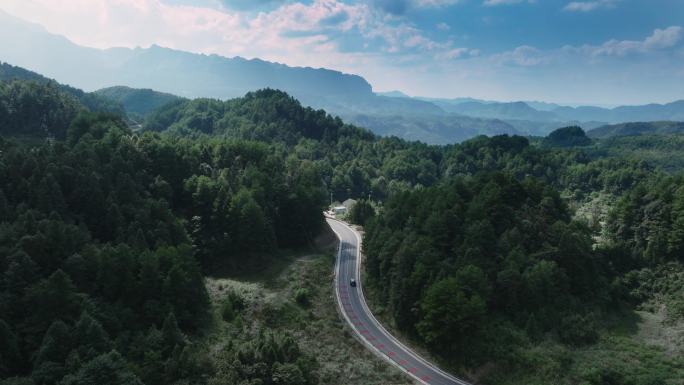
[0,80,83,139]
[0,89,339,382]
[220,290,245,323]
[557,314,598,346]
[606,175,684,265]
[94,86,182,119]
[543,126,592,148]
[3,65,684,385]
[0,320,21,377]
[220,300,236,322]
[364,173,613,366]
[59,351,143,385]
[620,262,684,322]
[0,62,124,117]
[416,273,488,361]
[347,199,375,226]
[229,331,317,385]
[293,288,310,306]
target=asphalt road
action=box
[327,218,470,385]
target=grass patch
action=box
[201,251,412,385]
[479,309,684,385]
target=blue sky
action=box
[2,0,684,104]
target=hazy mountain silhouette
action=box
[587,121,684,138]
[3,9,682,144]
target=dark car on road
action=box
[350,278,357,287]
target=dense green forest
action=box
[364,173,611,364]
[0,62,124,120]
[2,67,684,385]
[0,79,327,384]
[94,86,182,121]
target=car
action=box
[350,278,357,287]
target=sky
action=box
[1,0,684,105]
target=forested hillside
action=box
[0,86,329,384]
[364,173,610,364]
[0,62,124,117]
[2,65,684,385]
[94,86,182,120]
[362,133,684,383]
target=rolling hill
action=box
[587,121,684,138]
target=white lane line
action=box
[327,219,431,385]
[331,218,472,385]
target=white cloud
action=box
[563,0,617,12]
[577,26,683,56]
[493,26,683,66]
[483,0,535,6]
[0,0,474,76]
[493,45,549,66]
[415,0,460,7]
[436,47,479,60]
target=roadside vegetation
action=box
[201,250,411,385]
[2,64,684,385]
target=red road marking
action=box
[366,336,376,341]
[359,329,370,334]
[421,375,431,381]
[388,351,396,357]
[398,359,407,365]
[374,344,384,349]
[408,368,418,374]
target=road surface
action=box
[327,218,470,385]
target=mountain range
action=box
[2,9,683,144]
[587,121,684,139]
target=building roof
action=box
[342,199,357,208]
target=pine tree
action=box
[24,270,81,337]
[0,188,10,220]
[74,312,111,361]
[0,319,21,377]
[59,351,143,385]
[34,320,72,368]
[161,313,185,356]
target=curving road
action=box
[327,218,470,385]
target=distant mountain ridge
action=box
[0,9,431,118]
[587,121,684,139]
[3,9,683,144]
[389,92,684,125]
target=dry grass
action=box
[203,251,413,385]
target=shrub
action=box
[558,314,599,346]
[294,288,310,306]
